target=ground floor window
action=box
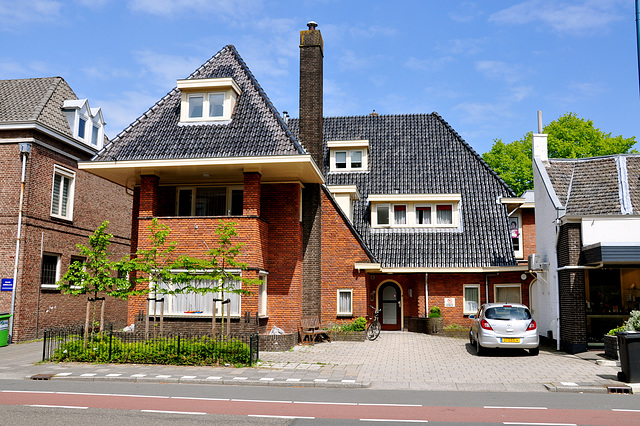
[463,284,480,315]
[41,253,60,288]
[153,277,241,316]
[494,284,521,304]
[337,289,353,316]
[258,274,267,317]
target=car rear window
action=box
[485,306,531,320]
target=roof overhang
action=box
[78,154,325,187]
[500,197,534,212]
[0,121,97,156]
[582,242,640,265]
[354,263,529,273]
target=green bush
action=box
[51,335,252,366]
[428,306,441,318]
[443,323,465,330]
[330,316,367,332]
[625,310,640,331]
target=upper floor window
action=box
[176,186,243,217]
[509,214,523,258]
[51,165,75,220]
[62,99,105,149]
[178,77,241,123]
[328,140,369,172]
[370,194,461,228]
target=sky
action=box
[2,0,639,155]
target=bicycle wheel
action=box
[367,320,381,341]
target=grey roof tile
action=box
[290,113,517,268]
[0,76,76,137]
[94,45,303,162]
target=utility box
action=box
[0,313,12,347]
[617,331,640,383]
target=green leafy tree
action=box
[57,221,140,341]
[483,113,637,195]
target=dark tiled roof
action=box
[94,46,303,162]
[547,155,640,216]
[290,113,517,268]
[0,77,76,137]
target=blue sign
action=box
[1,278,13,291]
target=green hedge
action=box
[51,334,251,366]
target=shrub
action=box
[624,310,640,331]
[606,325,627,336]
[428,306,441,318]
[330,317,367,332]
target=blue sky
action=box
[2,0,639,154]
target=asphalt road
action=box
[1,379,639,425]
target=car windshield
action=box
[485,306,531,321]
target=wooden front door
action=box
[379,282,401,331]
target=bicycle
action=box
[366,305,382,341]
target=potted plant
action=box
[617,310,640,383]
[426,306,443,334]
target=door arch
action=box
[378,281,402,331]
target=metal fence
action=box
[43,326,259,366]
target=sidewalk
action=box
[0,332,635,393]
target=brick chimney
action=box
[299,21,323,167]
[299,22,323,320]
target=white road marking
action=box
[55,373,72,376]
[206,376,222,380]
[180,375,197,379]
[80,373,96,377]
[360,419,427,423]
[293,401,358,406]
[141,410,206,415]
[485,406,548,410]
[30,405,88,410]
[248,415,315,419]
[612,408,640,412]
[503,423,576,426]
[359,403,423,407]
[259,377,274,381]
[105,374,121,377]
[231,399,292,403]
[155,375,171,378]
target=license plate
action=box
[501,338,520,343]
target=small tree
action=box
[57,221,140,343]
[133,219,258,336]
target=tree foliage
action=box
[57,220,138,299]
[483,112,637,195]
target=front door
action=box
[378,282,402,331]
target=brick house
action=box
[0,77,131,342]
[532,128,640,353]
[80,23,534,337]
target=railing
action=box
[43,326,259,366]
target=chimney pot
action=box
[307,21,318,30]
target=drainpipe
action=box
[9,143,31,344]
[636,0,640,97]
[485,272,499,304]
[424,273,429,317]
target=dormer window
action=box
[178,77,241,123]
[62,99,105,150]
[328,140,369,172]
[370,194,461,228]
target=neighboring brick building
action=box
[80,23,534,338]
[532,125,640,353]
[0,77,131,342]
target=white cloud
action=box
[339,50,372,71]
[405,56,454,72]
[489,0,625,35]
[0,0,62,30]
[444,38,485,55]
[82,65,134,80]
[127,0,262,21]
[475,60,523,84]
[133,50,203,87]
[449,1,484,23]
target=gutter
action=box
[9,143,32,343]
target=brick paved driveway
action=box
[259,332,622,391]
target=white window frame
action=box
[50,165,75,221]
[463,284,480,315]
[258,273,268,317]
[374,203,390,226]
[40,253,61,289]
[337,289,353,316]
[153,274,242,317]
[176,185,243,216]
[494,284,522,304]
[393,204,408,226]
[509,213,523,259]
[178,78,241,123]
[415,204,432,226]
[328,140,369,172]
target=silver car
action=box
[469,303,539,356]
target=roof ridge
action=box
[32,76,63,122]
[565,162,576,208]
[225,46,305,155]
[431,112,516,197]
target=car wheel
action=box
[476,338,483,356]
[529,347,539,356]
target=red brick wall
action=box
[0,131,131,341]
[521,209,536,260]
[320,192,370,325]
[243,173,261,216]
